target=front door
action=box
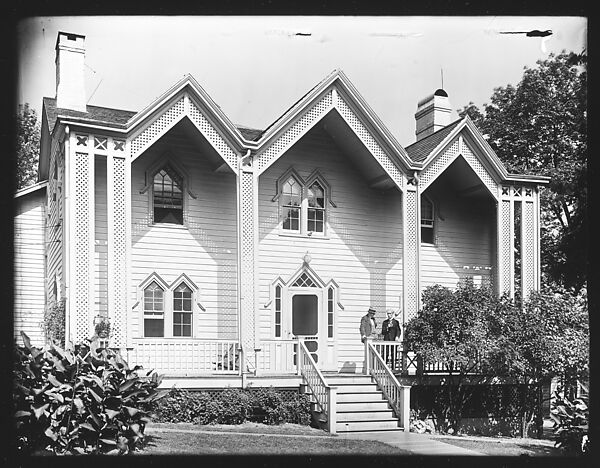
[291,292,320,364]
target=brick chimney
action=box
[55,32,86,112]
[415,89,452,141]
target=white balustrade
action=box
[130,339,240,376]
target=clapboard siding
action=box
[14,189,47,346]
[94,157,108,319]
[46,137,64,305]
[130,133,238,341]
[420,189,496,291]
[258,126,403,372]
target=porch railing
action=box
[131,338,240,376]
[298,340,337,434]
[255,339,298,374]
[366,340,410,431]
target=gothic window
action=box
[327,287,334,338]
[307,181,325,234]
[153,165,183,224]
[281,176,301,232]
[143,281,164,337]
[173,283,193,337]
[421,196,435,244]
[274,284,282,338]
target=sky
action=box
[16,16,587,146]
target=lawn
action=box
[140,422,410,455]
[430,434,564,457]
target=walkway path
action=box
[337,431,483,456]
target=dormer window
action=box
[153,165,183,224]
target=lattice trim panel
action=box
[239,172,256,358]
[257,91,333,172]
[499,200,512,294]
[187,98,238,170]
[74,152,92,341]
[130,97,185,156]
[110,157,127,346]
[521,201,535,298]
[335,97,404,189]
[404,190,419,320]
[458,140,498,197]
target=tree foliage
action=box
[404,281,589,434]
[16,103,40,190]
[459,51,587,292]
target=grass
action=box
[430,434,565,457]
[139,422,410,455]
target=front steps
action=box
[304,372,404,434]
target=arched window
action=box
[307,181,325,234]
[144,281,164,337]
[281,176,301,232]
[173,283,193,337]
[421,196,434,244]
[153,165,183,224]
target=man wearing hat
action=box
[360,307,377,343]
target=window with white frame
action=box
[307,181,325,234]
[173,283,193,337]
[421,196,435,244]
[274,284,282,338]
[143,281,165,337]
[327,286,334,338]
[277,169,330,236]
[153,165,183,224]
[281,176,301,232]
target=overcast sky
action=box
[16,16,587,146]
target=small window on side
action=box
[421,196,435,244]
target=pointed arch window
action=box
[153,165,183,224]
[327,287,335,338]
[281,176,301,231]
[307,181,325,233]
[173,283,193,337]
[144,281,165,337]
[421,196,435,244]
[274,284,282,338]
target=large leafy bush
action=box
[551,391,590,455]
[13,332,166,455]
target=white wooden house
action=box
[14,32,549,433]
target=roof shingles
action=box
[405,118,463,163]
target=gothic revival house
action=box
[14,32,548,433]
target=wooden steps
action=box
[304,372,404,434]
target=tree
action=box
[404,281,516,433]
[405,282,589,436]
[459,51,587,292]
[16,103,40,190]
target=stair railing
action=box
[297,340,337,434]
[366,340,411,432]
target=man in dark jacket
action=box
[382,309,401,369]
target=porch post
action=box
[68,132,95,343]
[497,185,515,297]
[402,179,421,321]
[238,152,259,372]
[107,137,129,349]
[520,186,539,301]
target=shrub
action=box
[43,299,66,347]
[13,332,167,455]
[551,391,589,455]
[150,387,311,426]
